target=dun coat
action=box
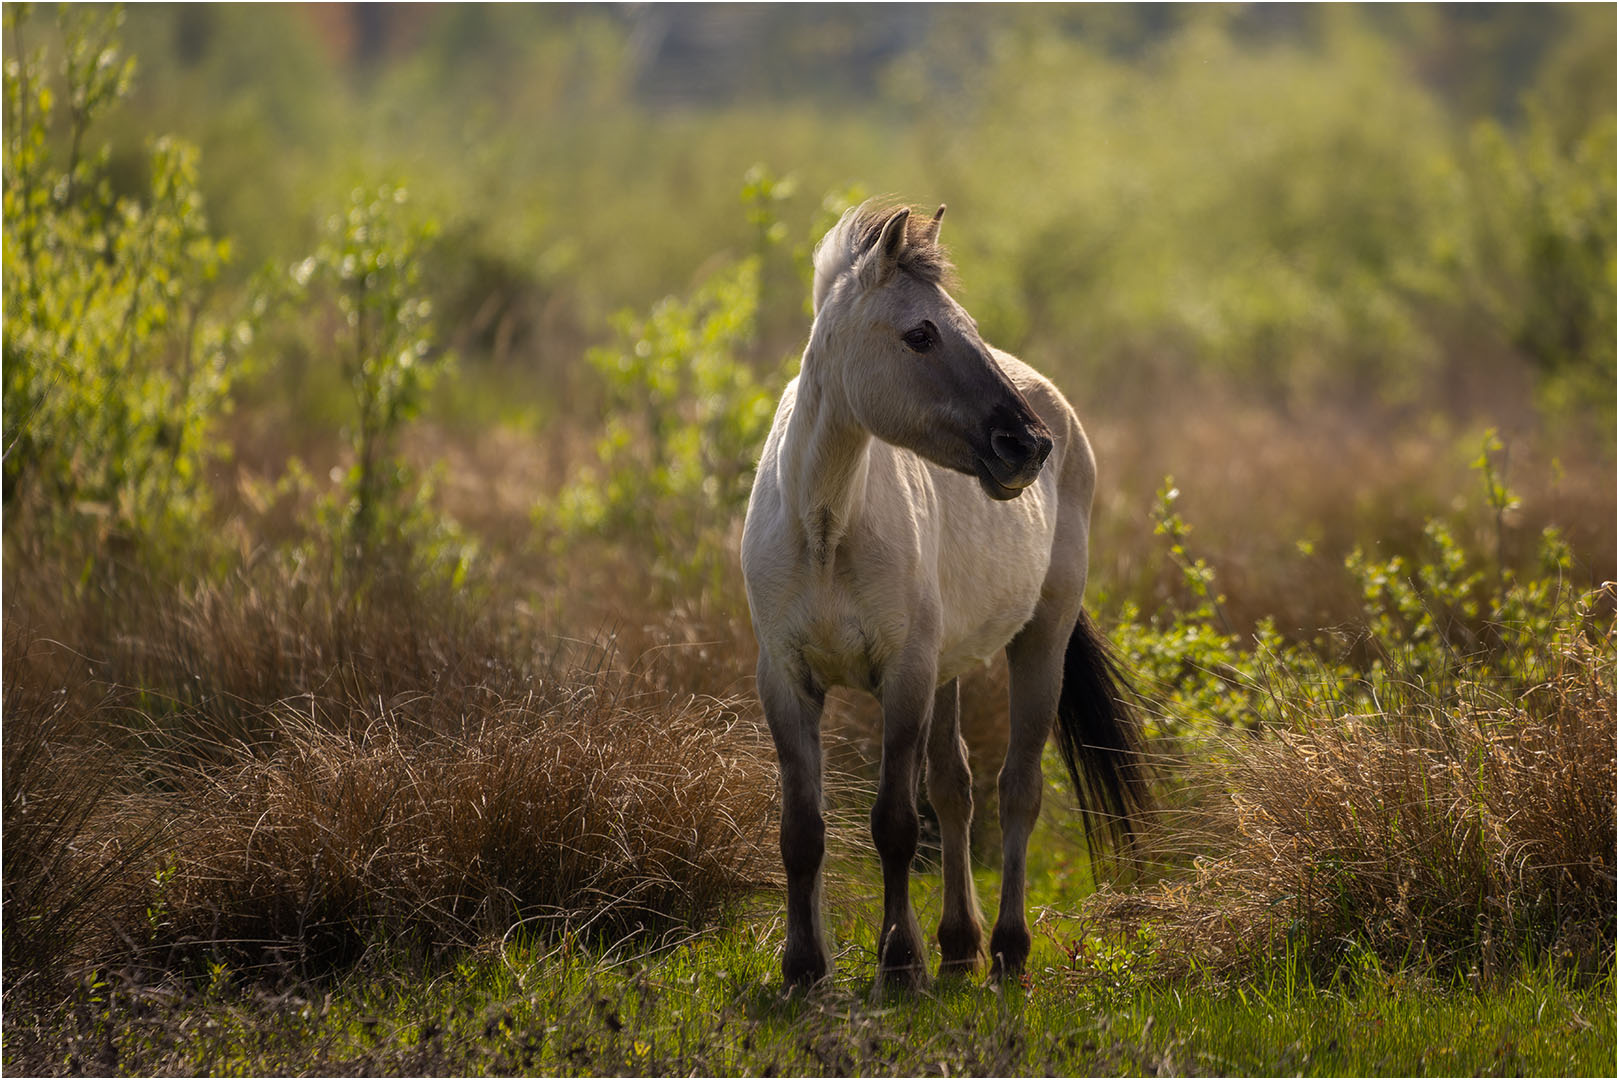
[741,199,1149,989]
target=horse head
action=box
[809,201,1053,500]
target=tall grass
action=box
[1,651,166,999]
[1092,591,1615,980]
[1,562,777,987]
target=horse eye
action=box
[902,327,933,353]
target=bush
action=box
[1093,487,1615,978]
[1095,611,1614,981]
[2,3,241,563]
[541,250,784,603]
[288,183,470,588]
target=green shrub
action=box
[1096,443,1614,977]
[288,183,470,587]
[1116,432,1605,743]
[2,3,240,563]
[541,247,786,602]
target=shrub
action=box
[541,250,784,603]
[1095,611,1614,981]
[288,183,469,588]
[1096,509,1615,979]
[2,3,241,563]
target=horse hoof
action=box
[936,922,984,978]
[783,951,831,990]
[988,926,1031,982]
[936,955,982,981]
[872,962,930,998]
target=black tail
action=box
[1053,609,1152,858]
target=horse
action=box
[740,199,1150,990]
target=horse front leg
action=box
[871,650,937,993]
[758,654,831,988]
[926,677,985,976]
[991,616,1069,981]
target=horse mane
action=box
[811,199,955,315]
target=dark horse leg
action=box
[926,678,984,975]
[991,608,1073,980]
[758,654,831,987]
[870,649,937,993]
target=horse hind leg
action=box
[990,614,1070,980]
[926,678,984,976]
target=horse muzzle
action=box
[975,421,1053,501]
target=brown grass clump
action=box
[1,666,166,999]
[1091,629,1616,980]
[143,684,775,974]
[2,565,778,986]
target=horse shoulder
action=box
[844,446,941,626]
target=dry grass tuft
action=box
[143,685,775,975]
[1,642,168,998]
[1091,627,1616,980]
[2,564,779,985]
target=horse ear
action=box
[861,207,910,288]
[922,204,945,246]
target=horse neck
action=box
[780,342,871,564]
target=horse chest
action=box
[781,565,902,696]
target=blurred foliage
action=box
[4,2,1612,616]
[93,4,1616,427]
[288,183,469,586]
[918,8,1614,413]
[2,3,241,564]
[1116,454,1609,750]
[542,247,784,600]
[1464,105,1617,418]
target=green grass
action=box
[7,826,1613,1077]
[10,910,1611,1076]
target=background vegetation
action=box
[4,3,1614,1075]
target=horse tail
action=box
[1052,609,1151,859]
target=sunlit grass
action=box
[7,885,1611,1077]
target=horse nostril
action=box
[1032,431,1053,468]
[991,429,1035,468]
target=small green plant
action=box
[146,860,177,938]
[741,163,795,256]
[542,219,786,600]
[290,184,469,586]
[1150,478,1232,634]
[1471,427,1521,588]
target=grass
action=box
[4,477,1615,1075]
[4,859,1613,1077]
[6,463,1615,1077]
[1094,610,1616,982]
[1,564,778,987]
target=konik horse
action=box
[741,200,1149,989]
